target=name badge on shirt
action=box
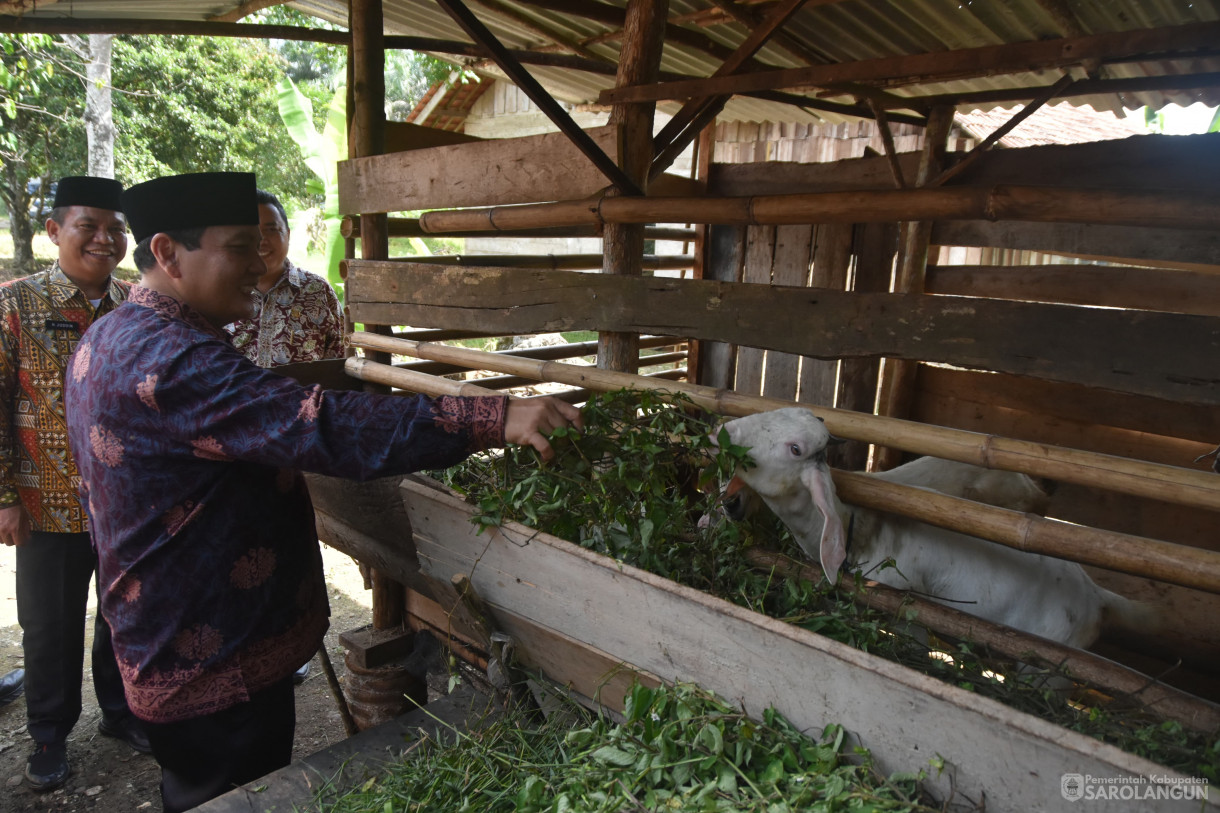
[46,319,80,333]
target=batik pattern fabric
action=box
[225,262,344,367]
[0,264,130,531]
[66,285,506,723]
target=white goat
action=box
[717,407,1157,649]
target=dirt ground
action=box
[0,542,376,813]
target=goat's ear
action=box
[827,434,847,446]
[799,466,847,585]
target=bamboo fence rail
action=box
[417,186,1220,234]
[399,336,683,376]
[832,472,1220,594]
[376,254,693,271]
[347,332,1220,515]
[343,349,1220,595]
[340,216,697,243]
[744,548,1220,734]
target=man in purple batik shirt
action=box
[63,172,581,813]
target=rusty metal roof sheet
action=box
[6,0,1219,125]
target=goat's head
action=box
[713,408,847,584]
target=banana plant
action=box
[275,76,348,300]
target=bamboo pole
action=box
[452,366,686,396]
[831,471,1220,594]
[744,548,1220,734]
[413,352,686,380]
[417,185,1220,234]
[399,336,682,375]
[392,254,693,271]
[346,333,1220,515]
[342,352,1220,595]
[341,216,698,242]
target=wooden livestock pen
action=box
[329,3,1220,810]
[6,0,1220,810]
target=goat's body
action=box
[848,507,1119,648]
[720,408,1157,649]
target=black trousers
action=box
[15,530,131,745]
[143,676,295,813]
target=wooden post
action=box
[872,105,953,471]
[598,0,669,374]
[687,122,715,387]
[351,0,402,630]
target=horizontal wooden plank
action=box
[927,264,1220,317]
[931,219,1220,267]
[346,263,1220,405]
[402,476,1213,812]
[303,472,437,600]
[913,366,1220,446]
[338,124,621,214]
[384,120,484,152]
[709,133,1219,197]
[946,132,1219,193]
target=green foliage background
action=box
[1,9,456,274]
[111,35,317,203]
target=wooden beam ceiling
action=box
[0,15,351,43]
[650,0,813,179]
[599,21,1220,104]
[209,0,291,24]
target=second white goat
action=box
[717,407,1156,649]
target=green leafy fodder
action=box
[315,682,939,813]
[440,388,765,591]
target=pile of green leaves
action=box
[438,389,1220,782]
[438,388,767,593]
[318,682,939,813]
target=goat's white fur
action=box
[718,408,1156,649]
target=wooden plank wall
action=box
[703,132,1220,694]
[725,223,852,409]
[337,124,1220,698]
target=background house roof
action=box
[954,101,1146,148]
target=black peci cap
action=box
[121,172,259,243]
[52,176,124,212]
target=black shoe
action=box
[293,662,311,685]
[99,715,152,754]
[25,742,70,792]
[0,668,23,706]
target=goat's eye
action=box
[789,443,802,457]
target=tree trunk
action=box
[84,34,116,179]
[1,162,37,278]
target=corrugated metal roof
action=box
[7,0,1219,125]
